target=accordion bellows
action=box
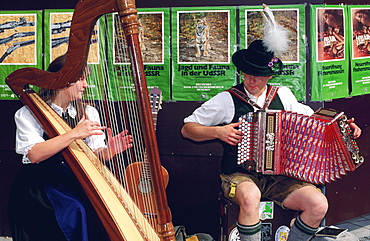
[238,108,364,185]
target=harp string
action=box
[114,13,160,230]
[81,13,158,233]
[6,0,175,237]
[114,13,159,230]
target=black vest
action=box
[41,111,78,164]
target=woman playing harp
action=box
[8,54,134,241]
[6,0,176,239]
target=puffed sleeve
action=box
[183,91,235,126]
[278,86,314,116]
[15,106,45,163]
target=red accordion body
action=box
[238,108,364,185]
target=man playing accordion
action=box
[181,37,361,241]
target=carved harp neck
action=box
[6,0,122,94]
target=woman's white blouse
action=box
[15,103,106,164]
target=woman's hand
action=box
[106,128,133,156]
[27,116,105,163]
[71,116,105,140]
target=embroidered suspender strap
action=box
[263,85,279,109]
[226,85,279,109]
[226,87,262,109]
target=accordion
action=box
[237,108,364,185]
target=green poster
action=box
[44,9,104,100]
[347,5,370,96]
[310,5,349,101]
[44,9,102,67]
[138,8,171,101]
[171,6,237,101]
[44,9,73,67]
[106,9,171,101]
[0,11,43,100]
[239,4,307,101]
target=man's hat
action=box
[232,4,289,77]
[232,40,283,77]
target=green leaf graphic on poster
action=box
[239,4,307,101]
[171,6,237,101]
[0,11,43,100]
[347,5,370,96]
[310,5,349,101]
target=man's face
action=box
[242,73,272,97]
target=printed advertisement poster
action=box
[44,9,100,66]
[44,10,72,66]
[310,5,349,101]
[239,5,307,101]
[348,5,370,96]
[107,8,171,101]
[171,6,237,101]
[44,9,103,100]
[0,11,43,100]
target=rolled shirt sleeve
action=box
[184,91,235,126]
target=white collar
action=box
[50,102,77,118]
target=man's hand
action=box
[181,122,243,144]
[347,118,362,139]
[216,122,243,146]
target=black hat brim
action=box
[232,49,283,77]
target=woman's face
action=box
[62,76,89,102]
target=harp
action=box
[5,0,175,240]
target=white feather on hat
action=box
[261,3,290,55]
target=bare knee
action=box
[235,182,261,214]
[300,196,328,227]
[284,186,328,226]
[308,194,328,219]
